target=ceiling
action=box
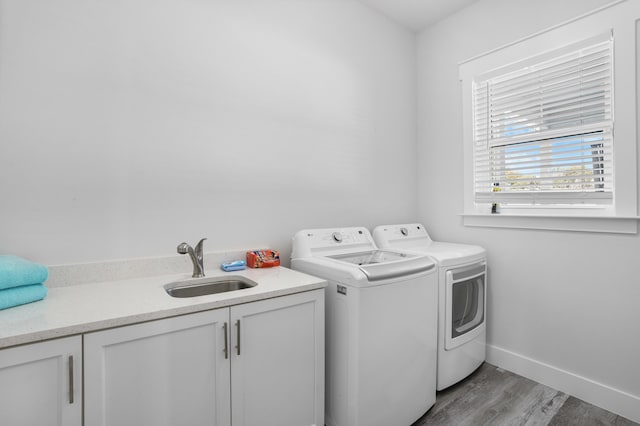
[357,0,480,32]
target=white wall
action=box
[0,0,417,265]
[417,0,640,421]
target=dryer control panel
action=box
[372,223,432,249]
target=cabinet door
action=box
[84,309,231,426]
[231,289,324,426]
[0,335,82,426]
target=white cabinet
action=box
[85,289,324,426]
[231,290,324,426]
[0,335,82,426]
[84,308,231,426]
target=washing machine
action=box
[373,223,487,391]
[291,227,438,426]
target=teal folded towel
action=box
[0,283,48,310]
[0,255,49,290]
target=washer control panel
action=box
[291,227,377,257]
[307,228,370,245]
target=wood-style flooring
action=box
[412,363,638,426]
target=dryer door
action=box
[444,262,486,351]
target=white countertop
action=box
[0,266,326,349]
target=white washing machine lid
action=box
[328,249,409,265]
[291,227,436,286]
[328,249,434,281]
[291,251,435,286]
[372,223,486,266]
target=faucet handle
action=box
[195,238,207,256]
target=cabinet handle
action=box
[223,322,229,359]
[235,320,241,356]
[68,355,74,404]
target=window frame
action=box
[459,1,639,234]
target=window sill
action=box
[461,213,639,234]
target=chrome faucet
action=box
[177,238,207,278]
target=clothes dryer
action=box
[373,223,487,391]
[291,227,438,426]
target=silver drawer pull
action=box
[235,320,241,356]
[68,355,74,404]
[223,322,229,359]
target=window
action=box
[459,1,639,233]
[473,35,613,207]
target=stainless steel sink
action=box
[164,276,258,298]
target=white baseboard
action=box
[487,344,640,424]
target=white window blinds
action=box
[473,33,614,205]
